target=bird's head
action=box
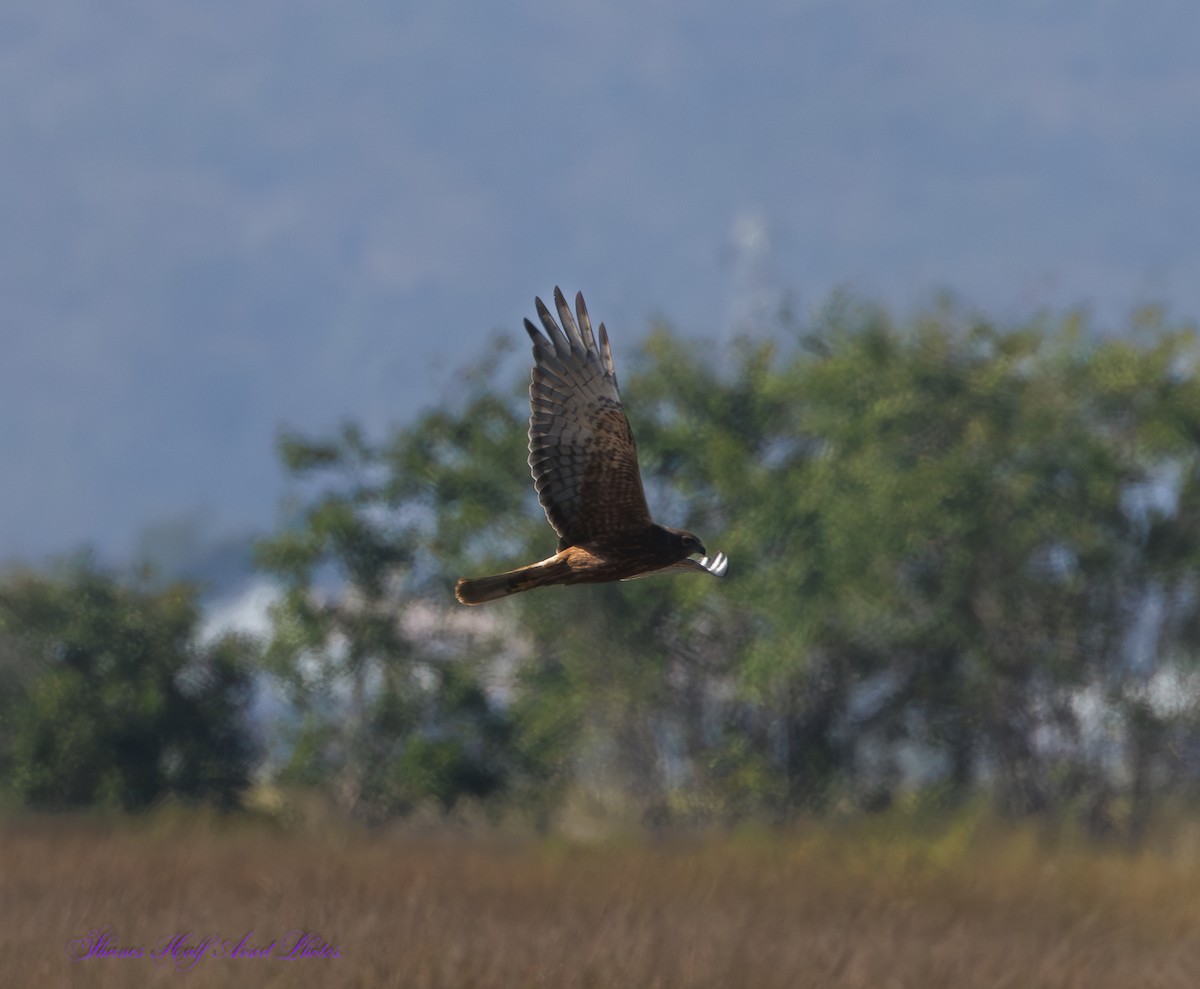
[672,528,707,558]
[658,525,728,578]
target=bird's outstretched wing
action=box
[525,288,652,548]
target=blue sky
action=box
[4,0,1199,566]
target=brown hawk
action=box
[455,288,728,605]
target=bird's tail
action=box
[455,557,569,605]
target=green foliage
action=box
[255,357,528,818]
[256,299,1200,834]
[0,556,254,810]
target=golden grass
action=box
[5,807,1200,988]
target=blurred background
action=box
[6,0,1199,567]
[4,0,1200,843]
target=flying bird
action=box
[455,288,728,605]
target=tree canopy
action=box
[3,297,1199,837]
[0,557,255,810]
[254,298,1200,834]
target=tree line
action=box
[3,296,1200,838]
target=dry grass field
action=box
[5,806,1200,988]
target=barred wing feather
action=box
[524,288,652,548]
